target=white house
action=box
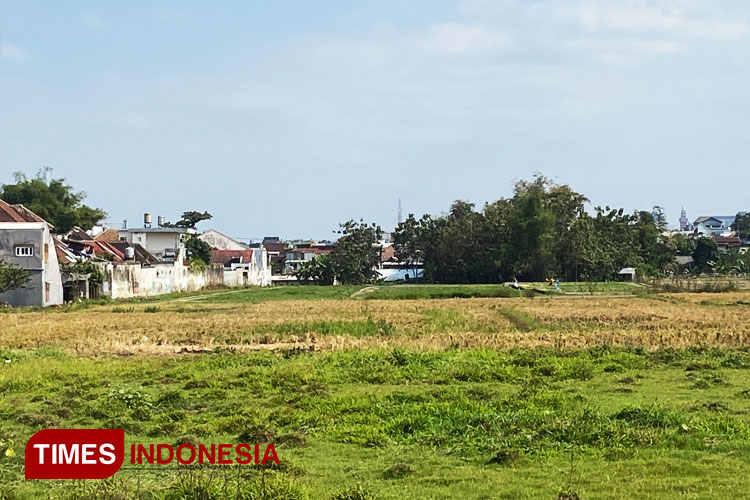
[198,229,248,250]
[692,214,745,237]
[118,227,191,262]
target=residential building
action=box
[0,200,63,306]
[210,248,271,286]
[692,214,746,237]
[198,229,248,250]
[284,246,333,274]
[118,227,190,262]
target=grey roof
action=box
[693,215,741,228]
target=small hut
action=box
[618,267,636,282]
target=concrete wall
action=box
[199,230,247,250]
[100,248,271,299]
[120,231,183,255]
[0,222,63,307]
[0,272,43,307]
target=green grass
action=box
[526,281,646,295]
[194,285,365,303]
[252,318,396,338]
[4,347,750,498]
[358,284,530,300]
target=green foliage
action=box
[297,253,337,285]
[68,259,104,287]
[0,259,31,294]
[692,237,719,273]
[394,175,675,284]
[0,168,106,231]
[189,258,207,273]
[731,212,750,240]
[331,219,383,285]
[162,210,213,229]
[185,236,212,265]
[330,485,377,500]
[672,233,696,256]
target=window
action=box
[45,283,50,302]
[14,245,34,257]
[44,243,49,263]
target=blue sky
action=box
[1,1,748,241]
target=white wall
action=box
[101,248,271,299]
[42,225,63,306]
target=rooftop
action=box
[0,200,47,224]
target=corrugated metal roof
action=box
[0,199,47,224]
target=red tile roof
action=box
[0,199,47,224]
[211,249,256,266]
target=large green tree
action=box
[185,237,212,265]
[162,211,214,265]
[296,254,337,285]
[692,237,719,273]
[732,212,750,240]
[0,169,106,232]
[331,219,382,285]
[392,175,676,284]
[163,211,212,229]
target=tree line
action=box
[392,175,744,284]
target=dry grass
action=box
[1,293,748,355]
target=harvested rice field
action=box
[1,285,750,499]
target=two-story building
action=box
[0,200,63,306]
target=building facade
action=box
[0,200,63,306]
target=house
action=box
[211,249,258,267]
[0,200,63,306]
[284,246,333,274]
[210,248,271,286]
[198,229,248,250]
[692,214,745,237]
[118,226,191,262]
[714,236,742,252]
[260,237,287,275]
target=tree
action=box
[163,211,213,229]
[331,219,382,285]
[506,178,555,281]
[393,214,425,283]
[296,254,337,285]
[0,169,106,232]
[671,233,695,256]
[692,237,719,273]
[732,212,750,240]
[161,210,213,265]
[0,260,31,294]
[185,236,212,265]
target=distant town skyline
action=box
[2,1,749,238]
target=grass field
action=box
[1,285,750,499]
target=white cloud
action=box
[0,42,29,62]
[569,37,682,65]
[566,3,747,40]
[420,23,509,54]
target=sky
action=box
[1,1,748,242]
